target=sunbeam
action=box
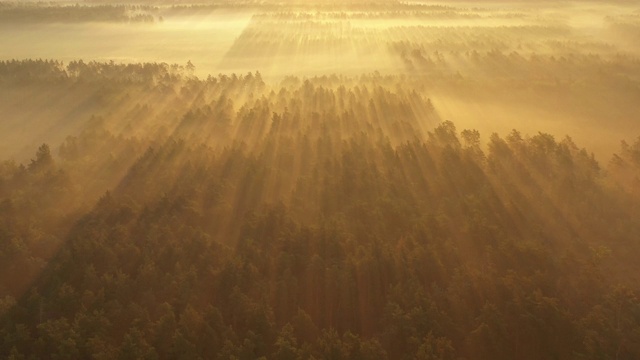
[1,1,640,359]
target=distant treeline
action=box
[0,59,191,84]
[0,59,639,359]
[220,15,570,61]
[0,3,156,23]
[253,10,481,20]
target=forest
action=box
[1,1,640,359]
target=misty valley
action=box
[1,1,640,359]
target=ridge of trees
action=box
[0,63,639,358]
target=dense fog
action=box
[1,1,639,359]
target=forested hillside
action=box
[1,61,639,359]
